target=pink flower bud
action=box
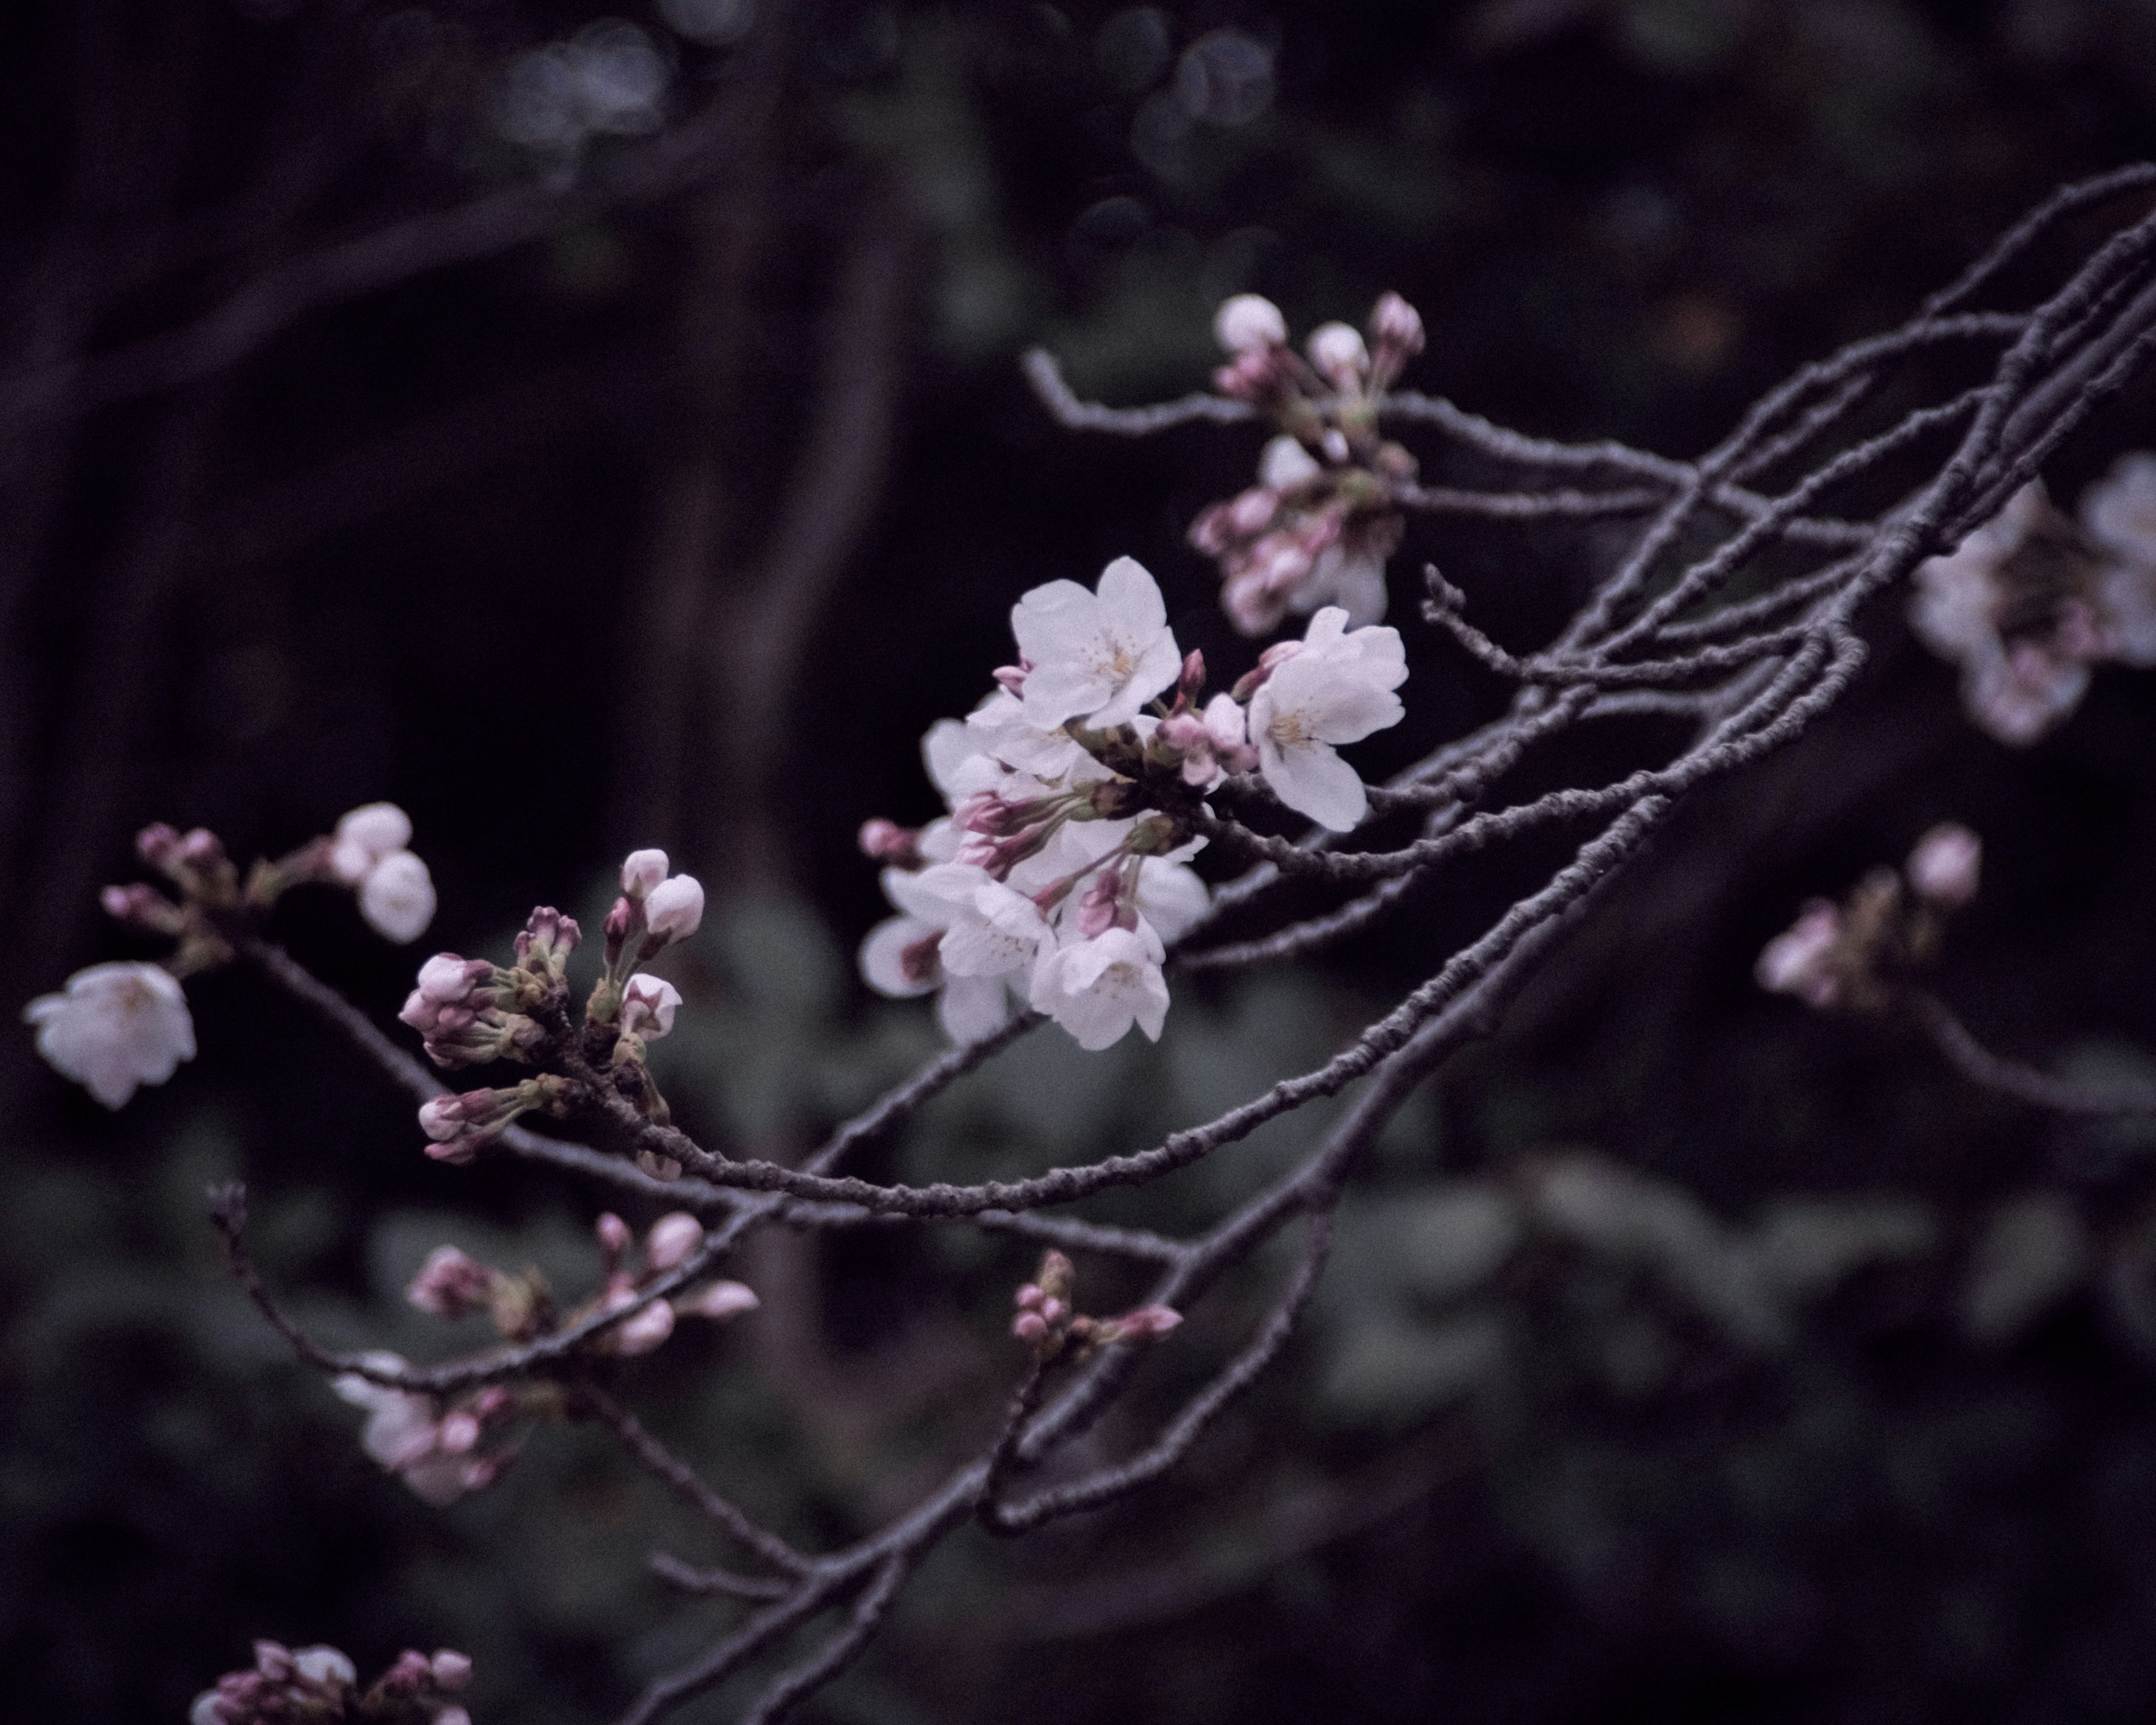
[645,1211,704,1271]
[431,1650,474,1691]
[1756,902,1844,1009]
[1227,486,1281,535]
[621,848,669,898]
[437,1710,473,1725]
[1305,321,1369,389]
[418,1096,467,1142]
[137,822,184,870]
[437,1411,481,1454]
[177,828,225,866]
[406,1244,498,1317]
[1015,1283,1044,1309]
[1213,292,1287,354]
[514,906,580,972]
[1369,290,1425,356]
[615,1298,675,1354]
[643,874,704,942]
[678,1279,759,1320]
[992,660,1030,694]
[1906,823,1981,909]
[1039,1297,1067,1324]
[1012,1311,1048,1342]
[858,819,922,865]
[254,1642,295,1680]
[596,1212,632,1256]
[416,953,479,1003]
[398,989,437,1032]
[1111,1304,1182,1340]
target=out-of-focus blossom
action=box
[360,849,437,944]
[23,961,195,1108]
[1906,823,1981,909]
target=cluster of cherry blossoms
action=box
[1756,823,1982,1014]
[402,847,705,1172]
[190,1639,472,1725]
[1911,455,2156,745]
[1187,289,1427,636]
[858,556,1406,1048]
[22,804,437,1110]
[337,1212,755,1505]
[1009,1249,1181,1364]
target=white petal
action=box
[858,915,939,997]
[1134,862,1211,943]
[939,973,1017,1043]
[359,852,436,944]
[1261,735,1368,830]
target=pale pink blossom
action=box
[1305,321,1369,390]
[359,850,436,943]
[1260,434,1322,491]
[678,1279,760,1320]
[406,1245,499,1318]
[1213,292,1287,354]
[643,873,705,941]
[1010,556,1185,731]
[1030,922,1171,1050]
[1905,823,1981,909]
[621,847,670,896]
[328,802,412,884]
[1247,608,1409,830]
[23,960,196,1108]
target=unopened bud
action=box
[614,1297,675,1355]
[597,1212,632,1258]
[645,1211,704,1271]
[431,1651,473,1691]
[1369,291,1425,356]
[101,882,185,935]
[621,848,669,898]
[1306,321,1369,390]
[858,818,922,866]
[514,906,580,975]
[1213,292,1287,354]
[1099,1303,1182,1343]
[643,874,704,943]
[1906,823,1981,909]
[406,1244,499,1318]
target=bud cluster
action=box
[858,557,1407,1049]
[585,1209,759,1356]
[24,802,439,1111]
[190,1639,472,1725]
[1190,291,1428,635]
[1756,823,1983,1014]
[1009,1249,1182,1363]
[1911,458,2156,745]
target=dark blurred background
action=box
[10,0,2156,1719]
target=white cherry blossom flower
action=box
[1030,923,1170,1050]
[858,863,1029,1043]
[24,960,197,1108]
[621,973,682,1038]
[329,802,413,884]
[1133,858,1211,943]
[359,850,436,943]
[1247,607,1408,830]
[1011,556,1184,731]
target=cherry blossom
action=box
[1755,903,1845,1008]
[360,848,437,943]
[328,801,412,884]
[1246,607,1408,830]
[1030,921,1170,1050]
[1010,555,1184,731]
[620,973,683,1039]
[23,960,197,1108]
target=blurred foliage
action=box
[11,0,2156,1722]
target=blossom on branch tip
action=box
[622,848,670,897]
[329,802,412,883]
[23,961,196,1108]
[645,1211,704,1271]
[1247,607,1408,830]
[643,873,704,943]
[331,1352,511,1505]
[360,850,437,944]
[1010,556,1184,730]
[1030,921,1170,1050]
[1306,321,1369,390]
